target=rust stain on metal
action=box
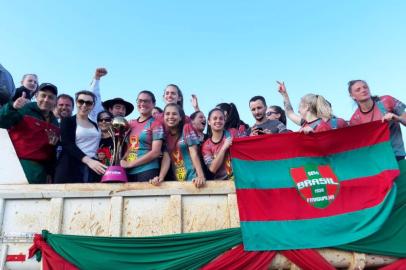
[95,225,104,235]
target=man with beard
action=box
[54,94,74,121]
[53,94,74,161]
[248,95,287,136]
[102,97,134,117]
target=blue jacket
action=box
[0,63,15,106]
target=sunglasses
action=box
[137,99,152,104]
[77,99,94,106]
[266,111,277,116]
[98,118,111,123]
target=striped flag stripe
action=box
[236,169,398,221]
[232,141,397,189]
[231,121,389,161]
[241,185,397,251]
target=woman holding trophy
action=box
[120,91,164,182]
[96,110,114,166]
[150,103,206,188]
[55,91,107,183]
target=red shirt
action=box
[350,95,405,157]
[201,129,239,180]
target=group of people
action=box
[0,64,405,186]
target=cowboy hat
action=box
[102,97,134,116]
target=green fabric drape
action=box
[42,161,406,270]
[337,159,406,257]
[43,227,242,270]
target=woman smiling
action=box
[202,108,236,180]
[55,90,106,183]
[150,103,205,188]
[120,91,164,182]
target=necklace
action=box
[359,101,375,122]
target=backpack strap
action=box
[308,119,322,130]
[375,99,387,116]
[145,117,154,128]
[224,129,232,139]
[330,117,338,129]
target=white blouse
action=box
[75,123,101,158]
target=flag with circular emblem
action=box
[291,163,340,209]
[230,121,399,251]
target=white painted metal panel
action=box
[182,195,232,233]
[2,200,51,235]
[62,198,111,236]
[0,129,27,184]
[122,196,173,237]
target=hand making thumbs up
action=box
[13,91,30,109]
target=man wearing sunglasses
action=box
[0,83,60,184]
[248,95,287,136]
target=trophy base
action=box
[101,166,128,183]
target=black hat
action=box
[38,83,58,96]
[102,97,134,116]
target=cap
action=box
[38,83,58,96]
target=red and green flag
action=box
[230,121,400,251]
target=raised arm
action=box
[89,68,108,121]
[190,94,201,112]
[277,81,302,126]
[0,92,29,129]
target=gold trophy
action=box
[101,117,131,182]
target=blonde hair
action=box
[300,94,333,120]
[21,74,38,82]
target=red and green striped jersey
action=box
[230,121,399,250]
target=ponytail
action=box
[315,95,333,120]
[301,94,333,120]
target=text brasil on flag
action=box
[230,121,399,250]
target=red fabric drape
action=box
[28,234,78,270]
[202,245,336,270]
[379,259,406,270]
[28,233,404,270]
[282,249,335,270]
[201,244,276,270]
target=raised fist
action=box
[94,68,108,80]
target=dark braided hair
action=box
[216,102,249,130]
